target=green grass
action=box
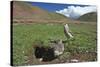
[12,23,97,66]
[78,12,97,22]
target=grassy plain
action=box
[12,22,97,66]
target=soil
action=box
[24,46,97,66]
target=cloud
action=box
[56,6,97,19]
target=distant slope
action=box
[78,12,97,22]
[12,1,70,23]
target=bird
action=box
[64,24,73,39]
[50,39,64,56]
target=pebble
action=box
[70,59,79,62]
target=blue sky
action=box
[28,2,88,12]
[28,2,97,19]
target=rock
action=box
[70,59,79,62]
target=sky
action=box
[28,2,97,19]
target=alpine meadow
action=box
[11,1,97,66]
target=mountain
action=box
[12,1,69,23]
[78,12,97,22]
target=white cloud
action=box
[56,6,97,19]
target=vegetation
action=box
[12,23,97,66]
[13,1,69,23]
[12,1,97,66]
[78,12,97,22]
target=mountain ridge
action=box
[12,1,70,23]
[77,12,97,22]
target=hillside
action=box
[78,12,97,22]
[12,1,69,23]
